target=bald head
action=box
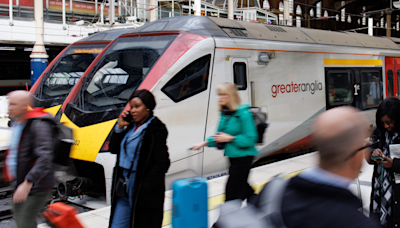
[7,90,33,121]
[313,107,370,170]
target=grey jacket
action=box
[16,109,55,193]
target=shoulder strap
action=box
[258,177,289,228]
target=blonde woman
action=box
[193,83,258,201]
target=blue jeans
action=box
[110,169,136,228]
[110,196,132,228]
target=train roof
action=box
[78,28,135,42]
[133,16,400,50]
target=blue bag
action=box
[172,177,208,228]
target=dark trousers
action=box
[12,191,51,228]
[225,156,254,201]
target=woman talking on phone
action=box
[192,83,258,201]
[367,97,400,228]
[108,89,170,228]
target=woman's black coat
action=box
[371,128,400,228]
[108,117,170,228]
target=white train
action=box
[53,16,400,205]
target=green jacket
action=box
[207,104,258,158]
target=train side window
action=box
[360,70,382,108]
[327,70,353,105]
[233,62,247,90]
[388,70,394,97]
[162,54,211,102]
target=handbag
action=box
[115,133,145,198]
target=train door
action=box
[385,57,395,97]
[231,58,251,104]
[394,58,400,99]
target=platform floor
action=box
[37,152,375,228]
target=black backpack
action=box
[30,119,74,168]
[249,107,269,144]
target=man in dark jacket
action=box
[256,107,378,228]
[6,90,55,228]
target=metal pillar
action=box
[194,0,201,16]
[110,0,115,23]
[387,11,392,37]
[30,0,49,86]
[95,0,98,14]
[228,0,233,19]
[283,0,289,25]
[368,17,373,36]
[171,0,174,17]
[9,0,13,26]
[62,0,66,29]
[69,0,72,11]
[149,0,156,21]
[101,3,104,24]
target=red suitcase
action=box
[43,202,84,228]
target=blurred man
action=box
[5,91,55,228]
[255,107,378,228]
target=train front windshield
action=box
[34,44,106,108]
[65,34,177,127]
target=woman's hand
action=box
[372,149,383,157]
[192,141,208,150]
[118,111,131,129]
[214,132,234,143]
[381,155,393,169]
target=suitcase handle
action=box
[187,178,205,188]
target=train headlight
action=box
[258,52,271,65]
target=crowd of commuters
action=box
[6,82,400,228]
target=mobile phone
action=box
[123,113,133,123]
[371,156,386,161]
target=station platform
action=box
[37,152,374,228]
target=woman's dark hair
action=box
[376,97,400,133]
[129,89,156,115]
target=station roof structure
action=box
[261,0,400,37]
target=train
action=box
[30,28,134,116]
[29,16,400,206]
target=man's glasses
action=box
[345,140,380,160]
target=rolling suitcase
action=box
[42,202,84,228]
[172,177,208,228]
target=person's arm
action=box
[141,128,170,192]
[230,111,258,148]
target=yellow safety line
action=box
[161,169,305,226]
[324,59,383,66]
[0,139,9,142]
[0,119,9,122]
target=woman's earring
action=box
[147,109,150,112]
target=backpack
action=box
[249,107,269,144]
[215,177,289,228]
[30,119,74,168]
